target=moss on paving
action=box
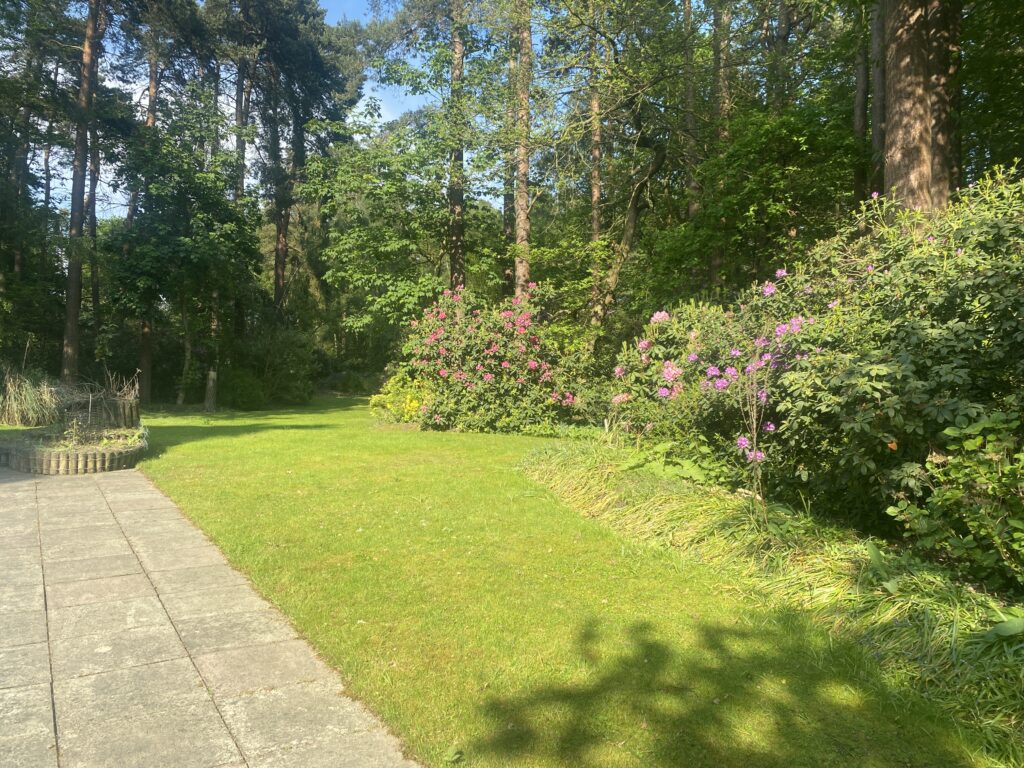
[139,396,991,768]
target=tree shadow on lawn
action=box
[473,614,976,768]
[139,395,364,460]
[142,422,332,461]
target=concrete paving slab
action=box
[0,584,44,614]
[176,608,298,655]
[161,584,269,621]
[148,563,249,595]
[0,469,419,768]
[193,639,335,698]
[0,608,47,648]
[45,573,154,609]
[0,683,57,768]
[0,642,50,689]
[50,622,187,680]
[42,535,134,563]
[48,595,170,640]
[44,553,142,584]
[136,543,227,572]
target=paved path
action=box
[0,469,418,768]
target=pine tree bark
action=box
[712,2,732,140]
[870,0,887,194]
[854,10,869,203]
[884,0,933,210]
[177,299,191,405]
[447,0,466,289]
[204,291,220,412]
[139,318,153,404]
[927,0,961,207]
[512,0,532,298]
[62,0,103,383]
[87,124,101,329]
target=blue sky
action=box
[320,0,430,121]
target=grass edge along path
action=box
[524,440,1023,766]
[139,397,995,768]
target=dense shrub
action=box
[220,368,268,411]
[609,170,1024,590]
[227,325,315,407]
[379,286,578,432]
[369,370,432,423]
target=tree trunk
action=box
[884,0,933,210]
[854,12,869,203]
[870,0,887,194]
[234,55,249,200]
[513,0,532,298]
[139,318,152,405]
[125,48,159,231]
[204,292,220,412]
[588,28,602,243]
[88,123,102,329]
[267,86,286,308]
[177,300,191,405]
[712,2,732,140]
[502,39,516,284]
[448,0,466,289]
[62,0,103,383]
[928,0,961,207]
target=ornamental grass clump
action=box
[525,441,1024,766]
[375,285,577,432]
[0,366,60,426]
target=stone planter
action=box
[11,435,148,475]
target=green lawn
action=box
[140,396,988,768]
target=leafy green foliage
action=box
[889,411,1024,590]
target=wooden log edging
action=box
[11,435,148,475]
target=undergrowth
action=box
[0,366,59,426]
[524,441,1024,766]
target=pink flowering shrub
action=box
[377,286,575,432]
[609,294,815,495]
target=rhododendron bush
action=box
[610,172,1024,590]
[373,286,576,432]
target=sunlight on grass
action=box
[139,396,989,768]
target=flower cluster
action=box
[397,286,573,432]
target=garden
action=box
[2,0,1023,765]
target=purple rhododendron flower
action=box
[736,436,751,449]
[650,310,671,323]
[638,339,653,351]
[614,366,626,377]
[755,337,769,347]
[730,348,741,357]
[706,366,720,377]
[763,422,776,432]
[714,378,729,390]
[687,353,699,362]
[757,389,768,403]
[724,366,738,379]
[663,360,683,382]
[657,387,671,398]
[775,268,787,278]
[762,282,777,296]
[745,449,766,463]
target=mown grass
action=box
[139,396,994,767]
[525,442,1024,766]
